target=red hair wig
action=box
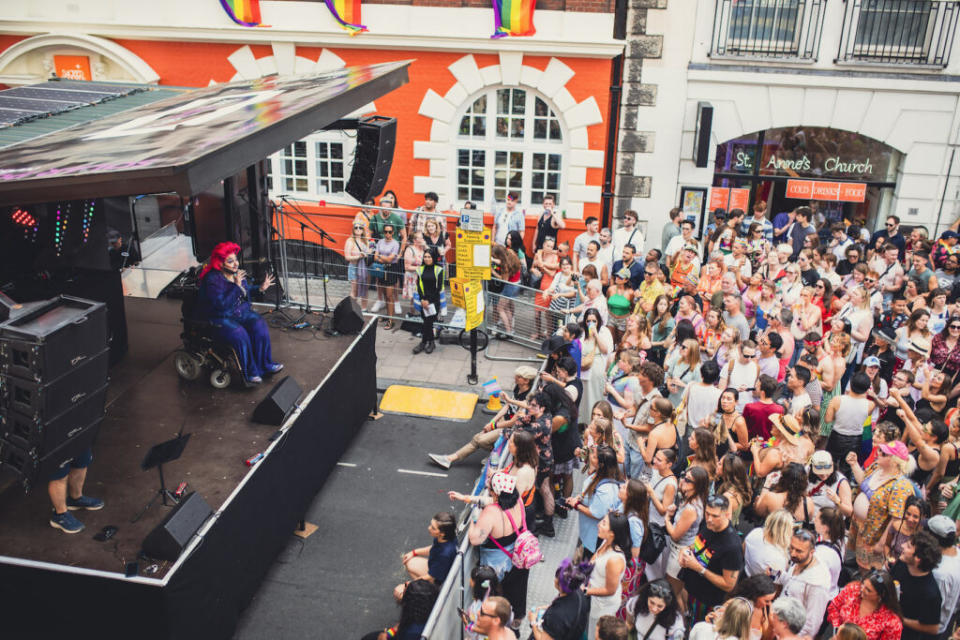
[200,242,242,279]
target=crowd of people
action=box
[367,201,960,640]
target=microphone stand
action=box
[279,196,334,315]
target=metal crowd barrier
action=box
[419,358,548,639]
[268,235,576,348]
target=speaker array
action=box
[0,295,109,490]
[345,115,397,204]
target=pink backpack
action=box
[489,507,543,570]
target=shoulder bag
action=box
[639,477,669,564]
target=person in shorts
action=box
[48,447,104,534]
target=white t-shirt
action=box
[933,552,960,633]
[814,542,844,600]
[685,384,724,432]
[613,226,645,257]
[743,528,788,579]
[573,231,600,262]
[689,622,738,640]
[629,606,685,640]
[723,253,753,278]
[665,233,694,259]
[789,391,812,415]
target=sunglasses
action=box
[949,325,960,330]
[886,223,895,227]
[742,353,757,358]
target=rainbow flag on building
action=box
[491,0,536,38]
[219,0,264,27]
[324,0,368,34]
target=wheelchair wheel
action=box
[174,351,203,381]
[210,369,232,389]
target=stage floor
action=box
[0,297,353,576]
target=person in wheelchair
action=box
[195,242,283,384]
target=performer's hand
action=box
[236,269,247,284]
[260,272,275,292]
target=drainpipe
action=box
[601,0,628,230]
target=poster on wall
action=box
[54,56,91,80]
[709,187,729,212]
[680,186,707,238]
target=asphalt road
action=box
[234,399,489,639]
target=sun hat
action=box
[514,365,538,380]
[908,336,932,358]
[879,440,909,461]
[770,413,802,445]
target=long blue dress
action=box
[195,271,276,380]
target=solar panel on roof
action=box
[3,87,114,102]
[52,80,144,94]
[0,97,61,112]
[0,109,41,125]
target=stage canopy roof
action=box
[0,60,410,205]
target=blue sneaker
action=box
[266,363,284,374]
[50,511,85,534]
[67,495,104,511]
[247,376,263,384]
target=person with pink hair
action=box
[195,242,282,384]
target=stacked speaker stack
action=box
[0,295,109,491]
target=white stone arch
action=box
[413,54,605,219]
[0,33,160,85]
[211,43,375,116]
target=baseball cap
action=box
[810,450,834,472]
[942,230,959,240]
[926,515,956,539]
[879,440,910,461]
[863,356,881,368]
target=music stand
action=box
[131,430,191,523]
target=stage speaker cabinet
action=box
[333,297,364,334]
[0,295,108,382]
[0,418,101,489]
[1,383,107,455]
[141,492,213,562]
[252,376,302,426]
[0,348,110,422]
[346,115,397,203]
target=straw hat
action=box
[770,413,802,445]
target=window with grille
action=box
[453,87,566,207]
[267,131,355,199]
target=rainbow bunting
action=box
[491,0,536,38]
[324,0,368,35]
[219,0,264,27]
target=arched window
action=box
[453,87,565,207]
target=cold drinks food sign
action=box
[785,180,867,203]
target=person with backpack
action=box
[467,472,527,580]
[529,558,593,640]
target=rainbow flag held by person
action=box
[219,0,264,27]
[324,0,367,35]
[491,0,536,38]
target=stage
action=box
[0,296,378,638]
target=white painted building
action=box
[620,0,960,245]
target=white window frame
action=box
[449,86,568,210]
[266,130,357,201]
[852,0,936,58]
[726,0,803,54]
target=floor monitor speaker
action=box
[252,376,302,425]
[333,297,364,334]
[141,492,213,561]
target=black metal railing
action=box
[711,0,826,59]
[837,0,960,66]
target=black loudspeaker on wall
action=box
[346,115,397,203]
[141,492,213,561]
[252,376,303,426]
[333,297,364,334]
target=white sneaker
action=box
[394,302,402,314]
[370,300,384,313]
[428,453,452,470]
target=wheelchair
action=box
[172,273,246,389]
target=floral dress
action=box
[826,581,902,640]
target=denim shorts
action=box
[347,262,358,281]
[501,282,520,298]
[478,543,514,579]
[49,447,93,481]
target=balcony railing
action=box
[711,0,826,60]
[836,0,960,66]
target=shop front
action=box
[710,125,899,233]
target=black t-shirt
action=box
[836,260,859,277]
[541,591,590,640]
[678,522,744,609]
[891,561,942,640]
[535,212,559,251]
[800,268,820,287]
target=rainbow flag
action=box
[324,0,367,35]
[219,0,264,27]
[491,0,536,38]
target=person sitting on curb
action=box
[428,366,538,469]
[393,512,457,601]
